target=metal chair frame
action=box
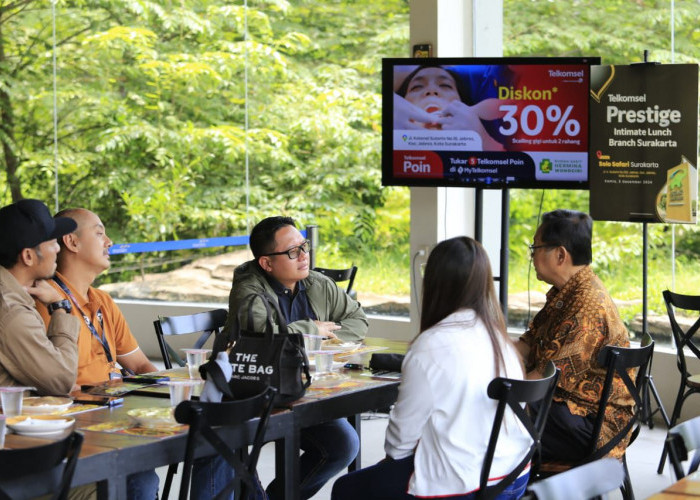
[666,415,700,481]
[153,308,227,498]
[0,431,83,500]
[153,308,228,369]
[313,265,358,296]
[174,386,277,500]
[535,333,655,500]
[658,290,700,473]
[477,361,560,500]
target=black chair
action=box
[536,333,655,500]
[313,265,358,298]
[525,458,626,500]
[174,386,277,500]
[639,337,670,430]
[665,415,700,481]
[153,308,228,369]
[477,361,560,499]
[657,290,700,474]
[154,308,228,498]
[0,431,83,500]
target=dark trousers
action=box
[331,455,529,500]
[531,400,595,461]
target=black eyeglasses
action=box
[263,240,311,260]
[528,243,557,258]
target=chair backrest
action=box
[587,332,655,460]
[313,265,358,296]
[666,415,700,480]
[478,361,560,499]
[526,458,626,500]
[0,431,83,500]
[153,308,228,369]
[174,386,277,500]
[663,290,700,380]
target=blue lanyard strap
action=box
[52,276,113,363]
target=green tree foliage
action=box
[0,0,409,258]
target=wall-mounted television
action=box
[382,57,601,189]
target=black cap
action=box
[0,199,78,260]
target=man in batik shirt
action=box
[517,209,633,460]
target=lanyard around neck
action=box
[52,276,113,363]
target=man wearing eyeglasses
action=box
[221,215,367,500]
[516,209,633,463]
[225,215,367,341]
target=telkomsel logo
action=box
[394,151,443,178]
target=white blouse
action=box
[385,309,531,497]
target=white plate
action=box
[22,396,73,414]
[6,416,74,436]
[321,340,361,353]
[311,372,350,387]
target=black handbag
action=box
[205,292,311,406]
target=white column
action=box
[408,0,504,333]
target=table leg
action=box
[348,414,362,471]
[96,477,120,500]
[275,428,300,500]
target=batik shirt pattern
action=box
[520,266,634,459]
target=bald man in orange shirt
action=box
[36,208,159,500]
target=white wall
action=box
[406,0,504,336]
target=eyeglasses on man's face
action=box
[264,240,311,260]
[528,243,557,258]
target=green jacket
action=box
[224,261,368,342]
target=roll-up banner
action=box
[589,64,699,223]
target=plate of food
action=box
[321,338,361,354]
[127,407,179,429]
[6,415,75,436]
[22,396,73,414]
[311,371,350,388]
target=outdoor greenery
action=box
[1,0,699,327]
[504,0,700,325]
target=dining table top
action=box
[648,471,700,499]
[1,336,407,499]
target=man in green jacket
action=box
[221,216,366,500]
[224,217,368,341]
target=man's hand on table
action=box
[314,320,341,338]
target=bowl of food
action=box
[22,396,73,414]
[6,415,74,436]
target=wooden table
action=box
[3,393,294,499]
[648,471,700,498]
[1,338,406,500]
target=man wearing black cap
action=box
[0,199,81,395]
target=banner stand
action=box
[633,50,670,430]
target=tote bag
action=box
[206,292,311,405]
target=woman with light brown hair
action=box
[331,236,530,499]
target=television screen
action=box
[382,57,601,189]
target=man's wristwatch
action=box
[47,299,72,315]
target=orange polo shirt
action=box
[36,272,140,386]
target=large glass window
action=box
[503,0,700,344]
[0,1,411,314]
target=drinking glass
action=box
[314,352,335,374]
[303,334,323,352]
[166,380,198,407]
[0,387,33,417]
[182,348,211,379]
